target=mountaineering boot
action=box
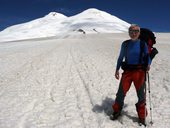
[110,111,121,120]
[139,118,146,127]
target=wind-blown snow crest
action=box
[0,8,130,42]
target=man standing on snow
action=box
[110,24,151,126]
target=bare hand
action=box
[146,65,150,72]
[115,70,119,80]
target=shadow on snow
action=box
[92,97,139,123]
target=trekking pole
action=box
[147,73,153,125]
[144,75,147,127]
[143,70,148,127]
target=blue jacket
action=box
[116,39,151,71]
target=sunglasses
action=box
[129,29,140,33]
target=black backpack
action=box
[121,28,158,71]
[139,28,158,60]
[121,39,149,70]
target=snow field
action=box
[0,33,170,128]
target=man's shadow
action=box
[92,97,138,123]
[92,97,114,116]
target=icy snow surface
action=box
[0,33,170,128]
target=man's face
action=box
[129,26,140,40]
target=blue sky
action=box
[0,0,170,32]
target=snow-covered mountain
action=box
[0,8,130,42]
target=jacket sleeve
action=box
[116,42,125,70]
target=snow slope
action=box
[0,8,130,42]
[0,33,170,128]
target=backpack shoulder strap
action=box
[123,40,130,63]
[139,40,150,68]
[139,40,145,63]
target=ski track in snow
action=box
[0,33,170,128]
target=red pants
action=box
[112,69,147,119]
